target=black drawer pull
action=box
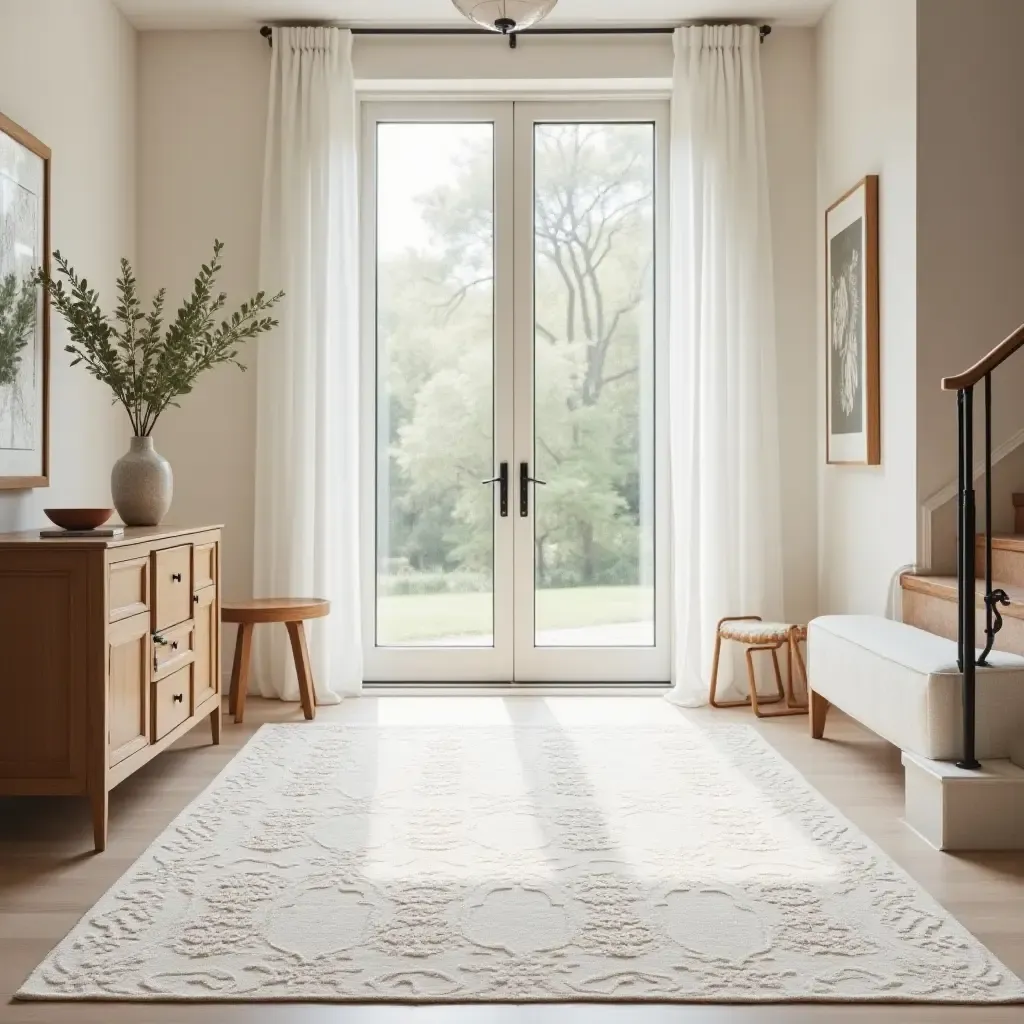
[172,693,184,704]
[171,572,183,582]
[170,640,179,651]
[193,593,200,604]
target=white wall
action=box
[0,0,136,531]
[137,28,820,627]
[816,0,918,614]
[917,0,1024,566]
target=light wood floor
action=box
[2,693,1023,1023]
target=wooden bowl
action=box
[43,508,115,531]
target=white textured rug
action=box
[18,719,1024,1003]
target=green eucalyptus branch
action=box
[0,272,38,390]
[35,240,284,436]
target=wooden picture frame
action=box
[825,175,879,465]
[0,110,50,489]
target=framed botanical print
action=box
[826,175,879,465]
[0,111,49,488]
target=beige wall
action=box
[762,29,818,624]
[137,31,269,609]
[136,29,820,629]
[816,0,918,614]
[0,0,136,531]
[917,0,1024,565]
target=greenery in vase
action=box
[36,240,283,436]
[0,272,37,389]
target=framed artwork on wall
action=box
[825,174,879,466]
[0,111,49,489]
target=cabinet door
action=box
[108,611,150,766]
[192,584,219,708]
[153,545,193,632]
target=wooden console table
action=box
[0,525,222,852]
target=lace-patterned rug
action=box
[17,719,1024,1003]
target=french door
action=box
[361,99,669,682]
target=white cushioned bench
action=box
[808,615,1024,761]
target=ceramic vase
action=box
[111,435,173,527]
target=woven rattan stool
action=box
[709,616,808,718]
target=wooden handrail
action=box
[942,321,1024,390]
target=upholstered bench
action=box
[807,614,1024,761]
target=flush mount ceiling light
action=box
[451,1,559,40]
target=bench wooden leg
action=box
[230,622,254,724]
[285,620,316,720]
[810,690,830,738]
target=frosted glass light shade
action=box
[451,0,559,34]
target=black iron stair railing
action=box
[944,322,1024,769]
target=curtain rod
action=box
[259,24,772,50]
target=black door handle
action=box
[482,461,509,517]
[519,461,546,517]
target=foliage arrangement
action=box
[0,272,37,389]
[36,241,283,436]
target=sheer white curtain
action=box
[251,26,362,703]
[667,25,784,707]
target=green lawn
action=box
[377,585,651,644]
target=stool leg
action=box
[285,621,316,720]
[770,647,786,700]
[228,624,242,715]
[786,631,809,709]
[746,643,799,718]
[232,623,254,724]
[710,635,757,709]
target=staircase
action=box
[902,493,1024,654]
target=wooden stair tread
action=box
[900,573,1024,619]
[975,533,1024,553]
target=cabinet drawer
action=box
[152,620,194,681]
[109,556,149,622]
[193,542,216,591]
[152,666,192,741]
[153,545,192,631]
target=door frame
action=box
[359,97,670,683]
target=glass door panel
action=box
[531,121,656,648]
[375,122,496,647]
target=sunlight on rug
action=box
[17,716,1024,1003]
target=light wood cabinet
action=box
[0,525,222,852]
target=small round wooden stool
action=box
[222,598,330,724]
